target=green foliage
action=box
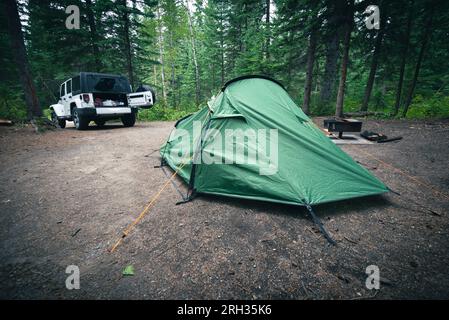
[406,94,449,119]
[1,0,448,122]
[0,4,28,121]
[0,88,28,121]
[137,103,200,121]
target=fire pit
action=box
[323,118,363,138]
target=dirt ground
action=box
[0,118,448,299]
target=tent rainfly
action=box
[159,75,389,243]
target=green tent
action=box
[160,76,388,241]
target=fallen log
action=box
[344,111,386,117]
[0,119,14,126]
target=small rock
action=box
[337,274,350,283]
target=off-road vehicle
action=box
[49,72,155,130]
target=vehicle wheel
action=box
[95,120,106,127]
[59,119,66,128]
[73,108,89,130]
[51,111,66,128]
[121,112,136,127]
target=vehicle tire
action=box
[51,111,66,128]
[95,120,106,127]
[59,119,66,128]
[73,108,89,130]
[121,112,136,127]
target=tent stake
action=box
[305,205,336,245]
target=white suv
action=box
[49,72,155,130]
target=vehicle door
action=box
[127,85,155,109]
[65,79,72,115]
[60,82,68,116]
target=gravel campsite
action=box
[1,118,448,299]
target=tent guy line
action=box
[109,110,212,253]
[109,155,191,253]
[350,146,449,202]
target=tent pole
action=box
[159,165,189,202]
[176,190,197,205]
[305,205,336,245]
[182,113,212,203]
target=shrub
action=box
[0,89,28,120]
[137,103,201,121]
[406,94,449,119]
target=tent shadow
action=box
[198,193,392,221]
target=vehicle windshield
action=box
[85,75,131,93]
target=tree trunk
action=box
[335,17,352,118]
[156,7,167,103]
[393,2,413,116]
[303,28,317,115]
[185,1,200,105]
[220,9,225,86]
[211,62,215,94]
[320,32,339,103]
[3,0,42,119]
[153,65,157,88]
[320,0,342,104]
[314,56,320,92]
[169,31,177,106]
[220,42,225,86]
[402,6,434,117]
[85,0,101,71]
[265,0,270,61]
[121,0,134,89]
[360,29,384,111]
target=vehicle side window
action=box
[72,76,80,93]
[60,83,66,97]
[67,79,72,94]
